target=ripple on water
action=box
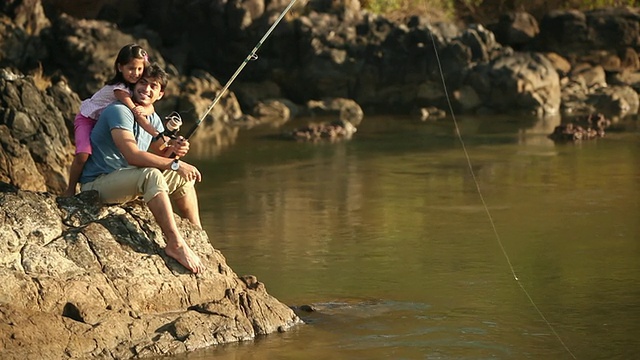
[291,299,514,359]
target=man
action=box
[80,63,205,274]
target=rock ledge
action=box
[0,184,302,359]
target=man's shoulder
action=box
[102,101,132,119]
[103,101,128,112]
[100,101,133,128]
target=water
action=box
[176,115,639,359]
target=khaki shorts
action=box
[81,167,194,204]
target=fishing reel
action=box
[164,111,182,137]
[158,111,183,151]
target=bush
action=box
[361,0,638,23]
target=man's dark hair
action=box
[143,63,169,91]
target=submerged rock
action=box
[285,119,358,141]
[0,185,302,359]
[548,112,610,141]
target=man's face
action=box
[134,76,164,106]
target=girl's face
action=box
[118,57,146,84]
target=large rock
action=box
[535,7,640,73]
[465,52,561,116]
[0,185,302,359]
[489,11,539,50]
[175,69,243,144]
[0,69,74,193]
[587,85,639,118]
[306,97,364,126]
[3,0,640,151]
[42,13,166,100]
[0,2,50,74]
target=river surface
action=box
[176,115,638,359]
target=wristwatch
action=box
[170,159,180,171]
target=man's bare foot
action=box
[164,242,205,274]
[61,189,75,197]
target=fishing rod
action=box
[181,0,298,140]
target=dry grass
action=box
[361,0,638,24]
[30,63,51,91]
[361,0,454,21]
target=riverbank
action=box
[1,1,638,194]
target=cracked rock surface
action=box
[0,184,302,359]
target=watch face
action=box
[171,160,179,171]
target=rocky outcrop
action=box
[464,51,561,116]
[0,184,302,359]
[534,8,640,60]
[1,2,637,194]
[0,69,74,194]
[2,1,639,120]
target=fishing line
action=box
[427,29,577,359]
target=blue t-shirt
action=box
[80,102,164,184]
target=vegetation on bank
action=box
[360,0,638,22]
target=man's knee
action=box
[141,168,170,203]
[143,168,165,183]
[162,169,194,199]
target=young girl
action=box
[63,43,160,196]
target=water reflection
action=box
[177,115,639,360]
[189,123,240,157]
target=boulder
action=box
[175,69,244,143]
[560,79,595,116]
[608,69,640,93]
[252,99,294,127]
[587,85,639,118]
[0,185,302,359]
[0,69,74,194]
[306,97,364,126]
[544,52,572,77]
[42,13,164,100]
[232,80,283,111]
[466,52,561,116]
[452,85,482,113]
[535,7,640,71]
[489,11,539,49]
[284,119,357,142]
[570,63,607,89]
[0,5,49,73]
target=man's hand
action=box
[175,161,202,183]
[170,136,190,158]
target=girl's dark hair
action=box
[106,43,149,85]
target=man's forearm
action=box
[113,128,175,170]
[148,136,173,157]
